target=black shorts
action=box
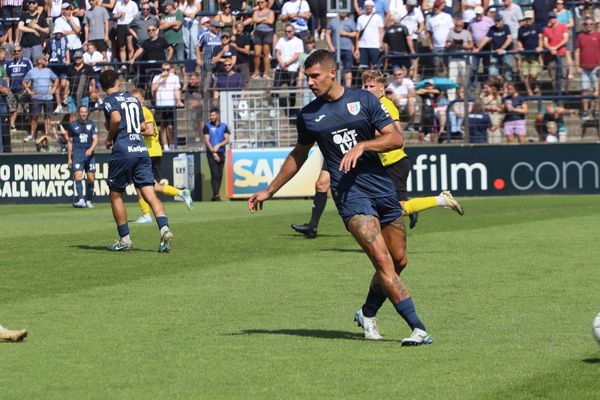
[253,30,273,46]
[151,156,161,181]
[384,156,411,201]
[90,39,108,52]
[3,5,21,21]
[156,109,175,126]
[115,25,131,48]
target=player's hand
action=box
[68,159,72,168]
[213,153,221,162]
[85,149,92,157]
[339,142,365,173]
[105,138,112,149]
[248,190,271,213]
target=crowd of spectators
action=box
[0,0,599,153]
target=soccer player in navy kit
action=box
[68,105,99,209]
[248,50,432,346]
[99,69,173,253]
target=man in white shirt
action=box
[112,0,139,67]
[426,0,454,74]
[54,3,83,52]
[274,24,304,112]
[356,0,384,69]
[151,62,183,150]
[386,66,416,128]
[280,0,311,40]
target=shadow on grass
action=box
[232,328,367,341]
[582,358,600,364]
[321,248,363,253]
[71,245,155,253]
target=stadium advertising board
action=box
[227,147,324,198]
[228,144,600,197]
[0,152,201,204]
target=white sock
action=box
[160,226,170,235]
[143,213,151,219]
[121,234,131,243]
[435,196,446,207]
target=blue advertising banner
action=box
[0,152,202,204]
[228,144,600,197]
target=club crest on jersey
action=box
[86,124,92,130]
[346,101,361,116]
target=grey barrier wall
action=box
[0,152,202,204]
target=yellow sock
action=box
[403,197,438,215]
[162,184,180,197]
[138,198,150,215]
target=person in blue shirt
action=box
[22,56,59,149]
[68,105,98,208]
[474,13,514,82]
[6,46,33,134]
[99,69,173,253]
[203,108,230,201]
[248,50,432,347]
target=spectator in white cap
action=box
[517,10,543,96]
[54,2,83,53]
[469,6,494,84]
[356,0,384,69]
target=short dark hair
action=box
[304,49,335,71]
[99,69,119,91]
[210,108,220,114]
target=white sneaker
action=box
[439,190,464,216]
[54,104,63,114]
[135,214,152,224]
[72,199,87,208]
[401,328,432,346]
[354,309,383,340]
[85,201,94,209]
[181,189,193,210]
[23,134,34,142]
[158,227,173,253]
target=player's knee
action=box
[315,179,329,193]
[394,256,408,274]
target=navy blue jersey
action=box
[6,58,33,92]
[103,91,148,159]
[502,95,525,122]
[69,119,98,157]
[487,25,513,50]
[297,87,396,200]
[518,25,542,51]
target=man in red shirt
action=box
[543,11,569,92]
[575,16,600,119]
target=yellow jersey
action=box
[378,96,407,166]
[142,106,162,158]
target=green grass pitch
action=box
[1,195,599,399]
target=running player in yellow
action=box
[291,70,463,238]
[131,89,193,224]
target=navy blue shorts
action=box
[335,194,403,227]
[108,157,155,192]
[72,155,96,173]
